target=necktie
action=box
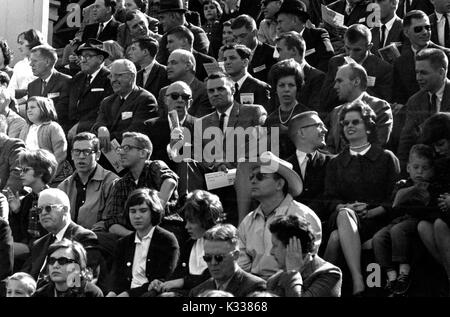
[41,79,46,95]
[83,74,92,94]
[219,112,226,132]
[303,153,313,180]
[380,24,387,48]
[235,82,239,94]
[430,93,437,113]
[97,23,104,39]
[444,15,450,48]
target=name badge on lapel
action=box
[91,88,104,92]
[305,48,316,57]
[367,76,376,87]
[240,93,254,104]
[253,64,266,73]
[122,112,133,120]
[47,92,60,99]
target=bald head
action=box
[165,80,192,120]
[167,49,196,81]
[38,188,71,234]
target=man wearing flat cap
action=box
[275,0,335,72]
[67,39,114,141]
[237,151,322,280]
[156,0,210,65]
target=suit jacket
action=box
[189,267,267,297]
[396,0,434,19]
[28,70,72,132]
[158,78,213,119]
[194,50,217,82]
[326,92,393,154]
[81,19,120,43]
[0,218,13,281]
[393,43,450,104]
[302,27,335,73]
[92,86,158,142]
[267,255,342,297]
[371,16,405,54]
[108,226,179,297]
[68,67,113,133]
[301,63,326,111]
[287,150,333,221]
[24,221,99,280]
[136,61,169,99]
[320,53,393,117]
[235,74,271,112]
[429,13,450,48]
[398,79,450,169]
[328,0,372,27]
[248,41,277,83]
[0,134,25,193]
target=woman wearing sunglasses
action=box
[148,190,224,296]
[323,100,400,296]
[34,239,103,297]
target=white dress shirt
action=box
[131,227,155,288]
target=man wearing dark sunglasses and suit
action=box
[22,188,101,289]
[190,224,266,297]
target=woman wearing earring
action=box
[267,214,342,297]
[323,100,400,296]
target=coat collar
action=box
[340,144,382,167]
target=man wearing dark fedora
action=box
[275,0,334,72]
[67,39,114,141]
[155,0,210,65]
[237,151,322,280]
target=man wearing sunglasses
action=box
[190,224,266,297]
[22,188,101,288]
[237,151,322,280]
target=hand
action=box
[216,163,228,173]
[148,279,163,293]
[438,193,450,212]
[160,280,179,292]
[170,127,184,147]
[3,187,20,213]
[285,237,304,271]
[97,127,111,152]
[68,54,79,64]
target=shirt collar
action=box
[296,149,316,163]
[144,59,156,74]
[89,67,102,82]
[134,226,155,243]
[253,194,294,219]
[55,221,71,241]
[42,72,53,84]
[436,12,450,21]
[383,14,398,31]
[429,80,446,100]
[101,16,113,27]
[235,73,249,90]
[349,144,371,156]
[217,104,233,118]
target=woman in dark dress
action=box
[323,101,400,296]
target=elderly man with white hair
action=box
[158,49,212,118]
[21,188,100,285]
[92,58,158,153]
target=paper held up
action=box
[205,169,237,190]
[378,43,401,64]
[101,138,124,173]
[203,62,226,76]
[321,4,345,28]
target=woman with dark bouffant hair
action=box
[323,100,400,296]
[148,190,224,296]
[34,239,103,297]
[0,40,14,79]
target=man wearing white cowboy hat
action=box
[237,151,322,280]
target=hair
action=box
[128,0,148,12]
[0,114,7,134]
[125,188,164,226]
[111,58,137,74]
[203,0,223,20]
[206,71,234,86]
[198,289,234,297]
[268,58,304,95]
[223,19,233,28]
[269,214,316,254]
[403,10,428,28]
[18,149,58,184]
[30,45,58,67]
[122,131,153,158]
[102,40,124,62]
[0,71,11,86]
[6,272,37,296]
[420,112,450,145]
[416,48,449,73]
[167,25,195,47]
[25,96,58,124]
[288,111,320,140]
[39,188,71,210]
[132,36,159,57]
[0,39,13,66]
[103,0,117,14]
[339,100,378,144]
[344,23,372,44]
[338,62,368,90]
[408,144,435,164]
[247,291,279,297]
[170,49,196,73]
[230,14,257,31]
[203,224,239,250]
[17,29,45,49]
[73,132,100,152]
[276,31,306,58]
[125,8,148,23]
[222,44,252,60]
[182,190,224,231]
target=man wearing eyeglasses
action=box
[92,59,158,154]
[258,0,282,46]
[67,39,113,143]
[22,188,101,287]
[190,224,266,297]
[58,132,118,231]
